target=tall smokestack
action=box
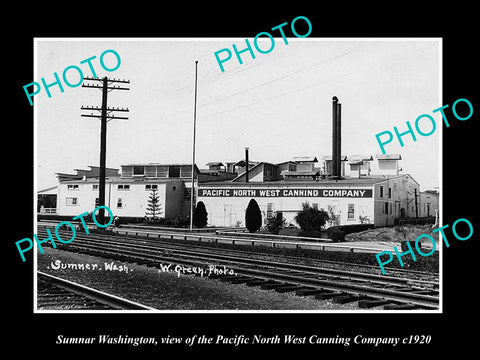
[332,96,338,178]
[245,147,249,183]
[336,102,342,178]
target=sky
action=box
[35,38,441,191]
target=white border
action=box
[33,37,443,314]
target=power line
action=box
[202,71,354,119]
[81,76,130,225]
[137,43,373,123]
[198,44,371,108]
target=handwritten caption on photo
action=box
[158,263,235,277]
[46,260,235,278]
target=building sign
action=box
[198,188,372,198]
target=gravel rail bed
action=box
[37,248,363,311]
[76,230,439,280]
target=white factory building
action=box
[197,154,421,228]
[45,154,431,228]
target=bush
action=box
[326,228,345,242]
[294,202,329,231]
[335,224,374,235]
[265,215,286,235]
[245,199,262,233]
[169,215,190,228]
[143,216,161,224]
[193,201,208,228]
[297,230,324,239]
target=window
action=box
[180,165,192,178]
[388,187,392,199]
[145,166,156,178]
[133,166,144,176]
[67,184,79,190]
[157,166,168,178]
[267,203,274,218]
[117,198,123,208]
[118,184,130,190]
[347,204,355,219]
[122,166,133,178]
[380,185,384,197]
[169,165,180,178]
[94,198,99,207]
[172,185,176,191]
[145,184,158,191]
[385,202,389,215]
[92,184,98,190]
[66,197,78,205]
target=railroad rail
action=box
[38,220,392,254]
[37,271,155,310]
[37,228,439,310]
[113,228,391,254]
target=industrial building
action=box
[419,190,439,218]
[43,97,435,228]
[197,154,420,228]
[47,154,422,228]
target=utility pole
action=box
[190,61,199,231]
[81,76,130,225]
[414,188,419,218]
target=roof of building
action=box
[38,186,58,194]
[376,154,402,160]
[56,166,120,180]
[292,156,318,163]
[233,160,260,167]
[231,162,276,182]
[59,177,185,184]
[281,170,320,176]
[200,174,411,187]
[347,155,373,164]
[321,155,348,161]
[205,162,224,166]
[276,161,297,165]
[121,163,197,167]
[421,189,439,195]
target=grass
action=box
[147,232,439,274]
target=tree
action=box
[193,201,208,228]
[145,189,163,221]
[327,205,340,227]
[245,199,262,233]
[294,202,329,231]
[265,214,286,235]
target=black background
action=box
[7,3,478,356]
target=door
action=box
[223,204,238,227]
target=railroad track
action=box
[37,229,439,310]
[121,228,438,280]
[38,226,438,280]
[37,271,155,310]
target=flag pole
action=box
[190,60,198,230]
